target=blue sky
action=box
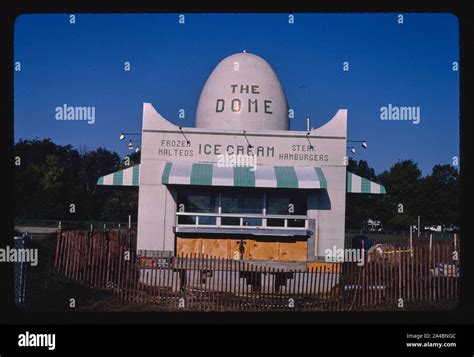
[14,13,459,175]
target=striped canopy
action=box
[96,163,386,194]
[346,172,386,194]
[96,165,140,186]
[162,162,327,189]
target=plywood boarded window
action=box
[177,236,307,261]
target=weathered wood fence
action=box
[54,229,460,311]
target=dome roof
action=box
[195,52,289,131]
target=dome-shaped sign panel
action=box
[195,52,289,131]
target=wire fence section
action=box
[54,229,460,311]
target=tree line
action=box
[14,139,459,230]
[346,158,459,230]
[15,139,139,223]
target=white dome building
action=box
[98,52,386,267]
[195,52,289,131]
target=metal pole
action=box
[417,216,420,237]
[429,234,432,254]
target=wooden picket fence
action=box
[54,229,460,311]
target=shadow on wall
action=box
[310,190,331,211]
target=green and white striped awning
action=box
[96,165,140,186]
[96,163,386,194]
[161,162,328,189]
[346,172,386,194]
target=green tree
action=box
[14,138,136,222]
[418,164,459,226]
[377,160,422,230]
